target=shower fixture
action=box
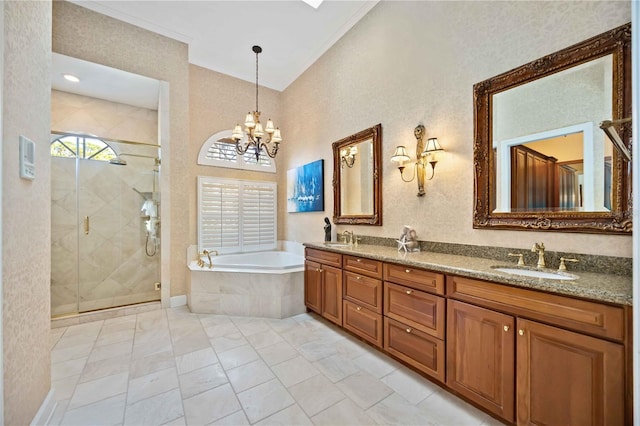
[111,153,161,165]
[109,156,127,166]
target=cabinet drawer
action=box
[384,317,445,383]
[305,248,342,268]
[383,263,445,295]
[344,271,382,313]
[343,300,383,347]
[344,255,383,279]
[384,282,445,339]
[447,275,625,342]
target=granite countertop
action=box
[304,242,632,306]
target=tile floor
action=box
[49,306,503,425]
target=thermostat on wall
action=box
[19,135,35,180]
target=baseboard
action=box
[170,295,187,307]
[31,389,56,426]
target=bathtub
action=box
[190,251,304,273]
[187,250,306,318]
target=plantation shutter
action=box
[198,176,276,254]
[242,183,276,252]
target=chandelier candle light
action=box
[231,45,282,162]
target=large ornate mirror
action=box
[333,124,382,225]
[473,23,631,234]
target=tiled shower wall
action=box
[51,156,160,316]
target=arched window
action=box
[198,130,276,173]
[50,134,118,162]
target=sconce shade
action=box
[423,138,443,156]
[391,146,411,163]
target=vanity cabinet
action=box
[304,248,343,326]
[304,246,630,425]
[447,275,626,426]
[342,255,383,346]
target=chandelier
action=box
[231,45,282,162]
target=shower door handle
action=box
[84,216,89,235]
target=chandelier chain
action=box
[255,49,259,112]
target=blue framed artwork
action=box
[287,159,324,213]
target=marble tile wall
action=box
[188,270,305,319]
[51,157,160,316]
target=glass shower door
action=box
[77,155,160,312]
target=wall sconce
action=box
[340,146,358,168]
[390,125,444,196]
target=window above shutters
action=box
[198,130,276,173]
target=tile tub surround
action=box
[188,269,306,318]
[304,242,632,305]
[356,235,632,276]
[49,307,501,425]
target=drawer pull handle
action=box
[356,276,361,280]
[405,269,411,273]
[518,329,524,336]
[406,328,412,333]
[356,306,362,311]
[503,325,510,332]
[405,290,412,295]
[356,259,361,262]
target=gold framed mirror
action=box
[473,23,631,234]
[333,123,382,225]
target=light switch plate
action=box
[19,135,35,180]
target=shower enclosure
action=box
[50,133,161,316]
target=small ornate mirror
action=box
[473,23,631,234]
[333,124,382,225]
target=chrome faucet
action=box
[341,230,354,245]
[531,242,545,268]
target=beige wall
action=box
[53,1,189,297]
[280,1,632,257]
[2,1,52,424]
[52,89,158,143]
[189,64,281,243]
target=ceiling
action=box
[52,53,161,109]
[69,0,379,91]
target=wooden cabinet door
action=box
[321,264,343,326]
[304,260,322,314]
[516,319,624,426]
[447,300,515,422]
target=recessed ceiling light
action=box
[302,0,323,9]
[63,74,80,83]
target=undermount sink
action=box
[492,266,577,281]
[323,242,351,248]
